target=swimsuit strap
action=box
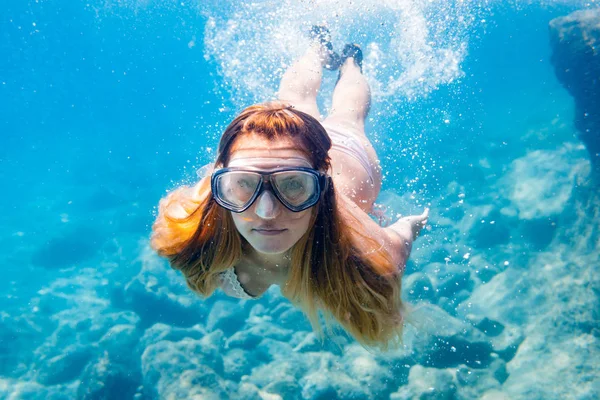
[219,268,257,300]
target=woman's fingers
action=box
[412,208,429,238]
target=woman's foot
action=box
[310,25,341,71]
[340,43,363,72]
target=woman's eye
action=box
[283,180,303,191]
[236,179,254,189]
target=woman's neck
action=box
[248,248,290,270]
[243,246,291,286]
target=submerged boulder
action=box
[549,9,600,175]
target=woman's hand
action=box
[397,208,429,241]
[387,208,429,244]
[384,208,429,271]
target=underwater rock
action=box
[502,332,600,399]
[301,373,366,400]
[0,379,73,400]
[419,263,475,316]
[0,320,19,377]
[35,291,72,316]
[390,365,457,400]
[550,9,600,173]
[249,355,308,385]
[480,390,512,400]
[428,263,475,300]
[269,302,294,319]
[262,376,303,400]
[87,311,141,342]
[292,332,346,356]
[140,333,228,398]
[36,344,94,385]
[248,303,268,318]
[469,208,513,249]
[405,304,495,369]
[225,323,293,349]
[438,290,472,317]
[501,146,589,220]
[0,314,43,377]
[137,323,207,353]
[291,333,325,353]
[24,274,144,387]
[289,330,312,348]
[470,256,503,284]
[459,313,524,361]
[223,348,253,380]
[206,300,247,335]
[235,382,263,400]
[276,305,314,331]
[453,357,507,398]
[35,309,139,351]
[161,368,234,399]
[255,338,294,362]
[488,325,524,362]
[300,354,369,400]
[472,317,505,337]
[517,216,558,250]
[97,324,140,366]
[77,352,140,400]
[403,272,436,303]
[120,249,207,327]
[456,269,528,327]
[247,354,324,399]
[341,345,397,396]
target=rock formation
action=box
[550,8,600,176]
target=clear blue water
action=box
[1,1,599,399]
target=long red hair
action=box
[151,102,404,350]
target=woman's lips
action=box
[253,229,286,236]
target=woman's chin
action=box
[252,243,291,255]
[248,238,292,255]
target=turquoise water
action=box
[1,0,599,399]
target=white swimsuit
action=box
[323,124,376,185]
[219,268,259,300]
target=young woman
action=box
[151,27,428,349]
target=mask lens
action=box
[216,171,261,208]
[272,171,318,207]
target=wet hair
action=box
[151,101,404,350]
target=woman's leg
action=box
[324,45,382,213]
[277,27,338,120]
[323,46,371,132]
[277,46,322,120]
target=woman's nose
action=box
[254,190,282,219]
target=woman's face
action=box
[227,134,315,256]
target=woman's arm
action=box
[385,209,429,272]
[337,193,428,272]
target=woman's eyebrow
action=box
[229,159,312,167]
[229,147,299,154]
